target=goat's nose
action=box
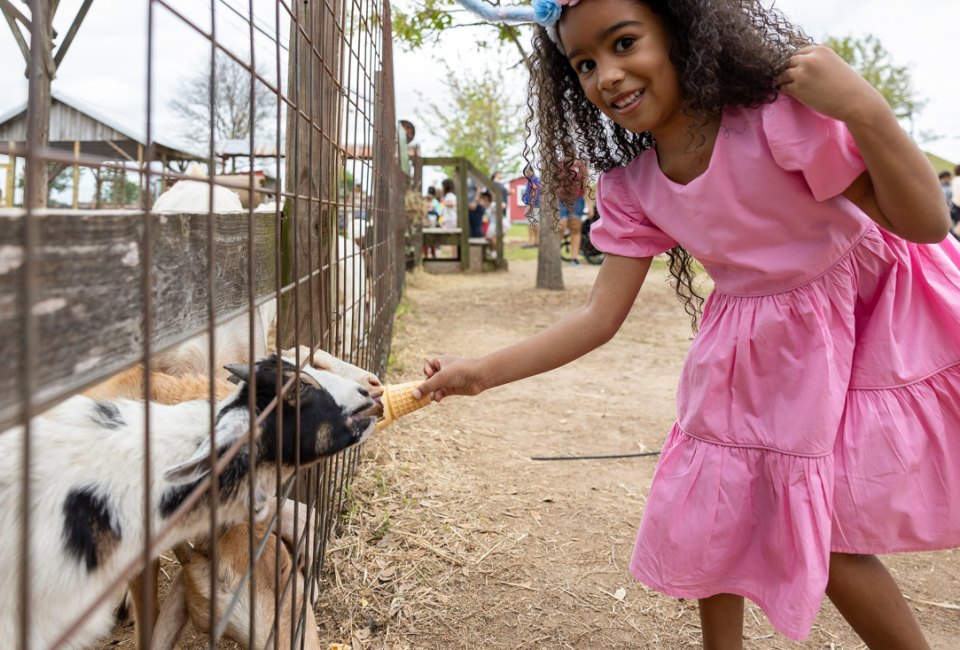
[365,374,382,389]
[358,387,370,397]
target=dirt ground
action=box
[311,257,960,649]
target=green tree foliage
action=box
[420,65,526,176]
[393,0,528,63]
[824,34,925,122]
[393,0,455,49]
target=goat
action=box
[0,355,378,649]
[150,348,383,650]
[152,177,244,214]
[253,201,372,356]
[84,365,236,404]
[152,498,323,650]
[86,346,383,648]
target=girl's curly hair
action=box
[523,0,810,329]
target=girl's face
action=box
[559,0,685,140]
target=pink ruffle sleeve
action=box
[591,165,677,258]
[761,94,867,202]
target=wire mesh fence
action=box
[0,0,407,647]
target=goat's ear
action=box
[162,410,253,485]
[224,363,250,384]
[162,440,212,485]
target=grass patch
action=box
[505,242,539,262]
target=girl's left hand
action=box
[776,45,887,124]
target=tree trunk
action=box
[536,206,564,290]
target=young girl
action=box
[419,0,960,647]
[440,177,458,230]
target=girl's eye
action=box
[575,59,595,74]
[614,37,636,52]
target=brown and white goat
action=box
[0,355,377,649]
[151,498,322,650]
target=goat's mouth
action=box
[350,414,378,439]
[349,401,381,436]
[362,397,385,419]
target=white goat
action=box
[152,178,244,213]
[0,355,378,649]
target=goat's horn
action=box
[223,363,250,383]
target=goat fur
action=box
[0,355,377,649]
[152,498,322,650]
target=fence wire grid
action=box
[0,0,407,648]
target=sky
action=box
[1,0,958,198]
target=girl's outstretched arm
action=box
[414,254,652,402]
[777,45,950,243]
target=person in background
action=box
[468,188,492,238]
[491,170,510,221]
[950,166,960,227]
[485,190,512,254]
[351,183,366,220]
[558,159,589,266]
[425,186,441,227]
[522,165,540,248]
[440,178,458,230]
[421,186,441,258]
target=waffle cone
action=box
[378,381,432,429]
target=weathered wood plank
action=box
[0,208,277,430]
[278,0,343,353]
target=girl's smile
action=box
[610,89,644,114]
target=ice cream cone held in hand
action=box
[376,381,432,429]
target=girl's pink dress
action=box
[592,93,960,640]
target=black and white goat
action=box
[0,355,377,649]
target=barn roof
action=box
[0,91,201,165]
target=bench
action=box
[420,229,496,273]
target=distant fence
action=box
[0,0,406,648]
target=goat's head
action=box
[286,346,385,416]
[163,355,376,486]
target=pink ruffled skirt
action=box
[631,227,960,640]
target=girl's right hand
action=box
[414,355,485,402]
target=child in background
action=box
[425,186,441,227]
[468,188,493,238]
[521,165,541,248]
[440,178,458,230]
[417,0,959,647]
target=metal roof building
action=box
[0,91,201,167]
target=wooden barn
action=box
[0,91,199,208]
